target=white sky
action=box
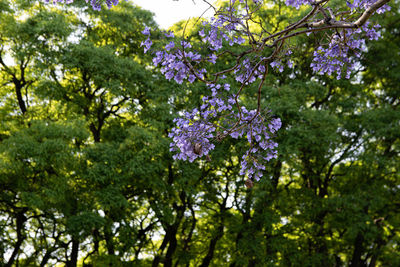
[131,0,215,29]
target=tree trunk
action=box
[199,223,224,267]
[14,79,27,114]
[67,237,80,267]
[6,210,27,267]
[350,232,365,267]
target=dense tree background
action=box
[0,0,399,266]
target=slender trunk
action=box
[368,235,385,267]
[350,232,365,267]
[40,247,58,267]
[6,210,27,267]
[14,80,27,114]
[174,205,197,267]
[152,228,172,267]
[229,191,252,267]
[163,225,179,267]
[199,223,224,267]
[67,237,80,267]
[89,123,101,143]
[93,228,100,254]
[104,224,115,256]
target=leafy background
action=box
[0,0,399,266]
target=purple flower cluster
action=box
[143,6,252,85]
[234,59,266,84]
[52,0,389,82]
[311,36,357,79]
[143,4,284,182]
[285,0,312,9]
[44,0,119,10]
[200,14,246,52]
[51,0,387,183]
[311,23,382,79]
[168,79,281,181]
[153,41,206,84]
[285,0,391,11]
[204,83,235,113]
[270,60,285,73]
[141,27,152,53]
[347,0,391,13]
[142,28,208,84]
[142,5,252,84]
[233,108,281,181]
[283,0,389,79]
[104,0,119,9]
[169,82,232,162]
[168,108,216,162]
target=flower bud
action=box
[245,178,254,188]
[193,143,203,155]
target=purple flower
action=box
[165,31,174,38]
[285,0,310,9]
[165,41,175,51]
[105,0,119,9]
[140,38,152,53]
[150,0,384,183]
[270,61,284,73]
[142,26,151,36]
[208,54,217,64]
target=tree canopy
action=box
[0,0,399,266]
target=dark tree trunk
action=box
[199,223,224,267]
[6,209,27,267]
[14,80,27,114]
[89,123,101,143]
[229,191,252,267]
[40,247,58,267]
[67,237,80,267]
[163,225,179,267]
[350,232,365,267]
[104,224,115,256]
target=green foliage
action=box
[0,0,399,266]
